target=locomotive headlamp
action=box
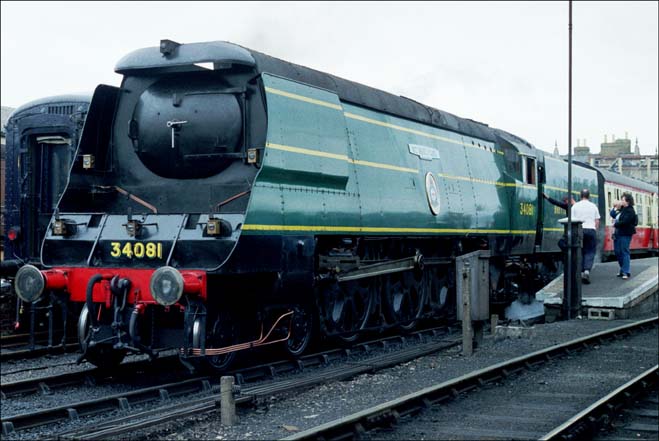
[82,154,95,169]
[125,219,142,237]
[150,266,184,306]
[52,220,67,236]
[51,219,78,237]
[206,218,221,236]
[14,265,45,303]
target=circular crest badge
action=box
[425,172,440,215]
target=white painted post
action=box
[491,314,499,335]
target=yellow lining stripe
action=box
[344,112,504,155]
[343,112,464,147]
[266,142,418,174]
[264,86,503,155]
[438,173,536,190]
[242,224,536,234]
[263,89,596,196]
[264,87,343,110]
[545,185,598,198]
[544,228,564,232]
[266,142,588,196]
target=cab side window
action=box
[522,156,536,184]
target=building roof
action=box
[8,94,92,121]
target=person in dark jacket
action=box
[614,193,638,279]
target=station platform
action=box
[536,257,658,320]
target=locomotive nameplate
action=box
[409,144,439,161]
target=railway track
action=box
[1,325,459,437]
[1,332,45,347]
[1,342,80,362]
[1,352,182,399]
[1,330,80,362]
[281,316,658,441]
[0,325,453,399]
[541,365,658,441]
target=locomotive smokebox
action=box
[130,76,242,179]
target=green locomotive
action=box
[15,40,597,369]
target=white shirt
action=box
[571,199,600,230]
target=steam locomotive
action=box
[11,40,658,370]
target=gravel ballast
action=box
[138,315,658,440]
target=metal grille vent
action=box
[47,105,74,115]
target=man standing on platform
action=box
[571,189,600,284]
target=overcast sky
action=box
[2,1,657,155]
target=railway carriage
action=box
[10,40,644,370]
[595,167,658,256]
[3,95,91,269]
[2,95,90,336]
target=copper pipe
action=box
[114,186,158,214]
[215,190,251,211]
[184,311,294,356]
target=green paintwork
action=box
[243,74,598,246]
[541,155,599,252]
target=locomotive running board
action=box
[335,254,451,282]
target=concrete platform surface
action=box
[536,257,658,309]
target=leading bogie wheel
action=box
[77,303,126,368]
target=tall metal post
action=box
[566,0,574,319]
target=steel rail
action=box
[1,359,79,377]
[1,353,181,399]
[1,325,458,436]
[539,364,659,440]
[283,316,658,441]
[1,331,56,346]
[1,342,79,362]
[1,376,217,435]
[59,338,462,440]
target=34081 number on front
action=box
[110,242,163,259]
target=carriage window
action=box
[524,157,536,184]
[607,191,612,208]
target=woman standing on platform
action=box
[614,193,638,280]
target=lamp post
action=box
[566,0,574,319]
[563,0,573,320]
